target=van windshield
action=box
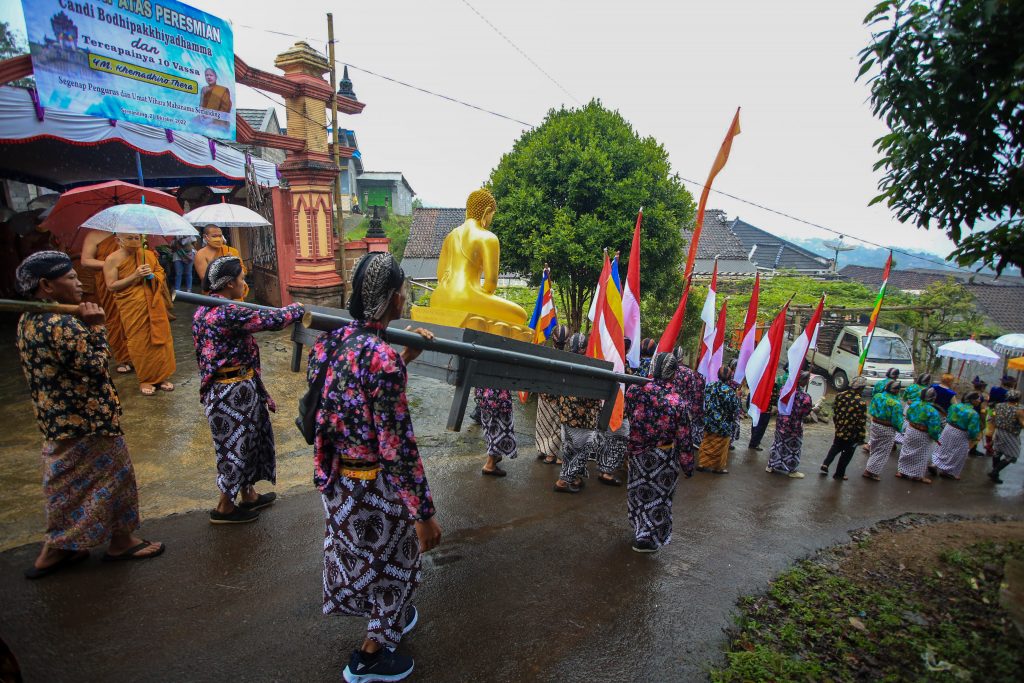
[861,336,912,362]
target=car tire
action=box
[832,370,849,391]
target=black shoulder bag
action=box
[295,328,375,445]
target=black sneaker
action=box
[632,538,658,553]
[401,605,418,636]
[342,648,414,683]
[209,507,259,524]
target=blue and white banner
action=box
[22,0,236,140]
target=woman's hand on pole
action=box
[402,326,435,364]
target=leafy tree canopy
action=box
[487,100,694,331]
[857,0,1024,274]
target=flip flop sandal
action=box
[24,550,89,580]
[542,455,558,465]
[140,385,157,396]
[862,472,881,481]
[157,382,175,392]
[102,540,165,562]
[712,469,730,474]
[597,475,622,486]
[481,467,507,477]
[115,364,134,374]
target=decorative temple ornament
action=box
[411,188,532,340]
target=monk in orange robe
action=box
[194,225,248,298]
[103,234,176,395]
[81,230,132,372]
[199,69,232,113]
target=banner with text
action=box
[22,0,236,140]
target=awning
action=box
[0,86,279,190]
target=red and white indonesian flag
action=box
[734,273,760,385]
[777,296,825,416]
[622,208,643,369]
[696,261,719,383]
[746,302,790,422]
[700,299,728,382]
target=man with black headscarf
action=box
[15,252,164,579]
[308,252,440,683]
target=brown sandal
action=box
[862,471,881,481]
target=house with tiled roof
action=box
[965,284,1024,334]
[681,209,756,275]
[229,107,286,165]
[728,217,832,274]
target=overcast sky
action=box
[2,0,967,262]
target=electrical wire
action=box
[456,0,582,105]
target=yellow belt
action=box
[214,366,254,384]
[341,466,380,480]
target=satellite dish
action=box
[823,236,856,272]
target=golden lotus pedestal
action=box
[410,305,534,342]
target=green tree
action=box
[487,100,694,331]
[0,21,32,87]
[857,0,1024,274]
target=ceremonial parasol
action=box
[993,334,1024,356]
[936,337,1001,379]
[81,203,198,238]
[183,201,270,228]
[41,181,182,253]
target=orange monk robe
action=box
[93,235,131,364]
[113,249,176,385]
[200,85,232,113]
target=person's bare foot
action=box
[33,545,82,570]
[140,384,156,396]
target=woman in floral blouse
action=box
[308,252,439,683]
[929,391,983,480]
[863,380,906,480]
[766,371,814,478]
[624,352,693,552]
[697,365,741,474]
[192,256,305,524]
[989,390,1023,483]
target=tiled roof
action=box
[402,207,466,259]
[358,171,415,196]
[729,218,831,272]
[237,108,270,131]
[840,264,1021,290]
[681,209,750,260]
[965,285,1024,333]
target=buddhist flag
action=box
[858,252,892,375]
[684,107,742,280]
[696,260,719,382]
[778,296,825,416]
[622,208,643,369]
[746,302,790,423]
[657,275,692,353]
[734,273,760,384]
[528,267,558,344]
[588,251,626,431]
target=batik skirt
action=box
[322,473,421,650]
[897,426,935,479]
[767,416,804,474]
[477,398,518,460]
[865,422,900,475]
[204,378,277,497]
[627,444,681,548]
[698,432,731,471]
[41,434,140,550]
[535,395,562,459]
[993,429,1021,463]
[931,425,971,478]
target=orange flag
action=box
[683,108,742,280]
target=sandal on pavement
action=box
[102,540,165,562]
[862,471,881,481]
[239,492,277,511]
[24,550,89,580]
[140,384,157,396]
[481,466,507,477]
[542,455,558,465]
[115,363,133,374]
[157,382,174,392]
[712,469,730,475]
[597,475,622,486]
[819,466,829,475]
[553,482,580,493]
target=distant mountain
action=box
[789,237,1020,277]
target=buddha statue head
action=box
[466,188,498,229]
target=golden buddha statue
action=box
[411,189,531,340]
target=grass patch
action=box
[347,214,411,261]
[711,540,1024,682]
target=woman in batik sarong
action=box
[15,252,164,579]
[766,372,813,478]
[625,352,694,552]
[476,387,517,476]
[896,387,943,483]
[697,365,740,474]
[929,391,982,480]
[309,252,440,683]
[989,391,1023,483]
[535,324,569,465]
[192,256,305,524]
[862,380,905,481]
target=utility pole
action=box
[327,13,346,294]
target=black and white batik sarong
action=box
[993,429,1021,463]
[559,425,600,483]
[931,424,970,478]
[204,379,276,497]
[535,396,562,459]
[865,422,899,475]
[601,420,629,475]
[322,473,421,649]
[480,403,518,460]
[897,427,934,478]
[627,445,681,548]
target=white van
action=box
[810,325,915,391]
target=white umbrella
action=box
[936,338,1001,365]
[993,333,1024,356]
[183,202,270,228]
[81,203,198,237]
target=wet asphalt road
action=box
[2,414,1022,682]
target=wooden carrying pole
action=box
[173,290,648,387]
[0,299,80,315]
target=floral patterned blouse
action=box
[474,387,513,412]
[832,387,867,442]
[308,321,434,520]
[703,381,740,437]
[994,402,1023,435]
[946,402,981,440]
[906,400,943,442]
[624,377,694,475]
[774,391,813,442]
[901,383,923,405]
[192,298,305,405]
[636,356,653,379]
[869,392,906,432]
[672,366,705,429]
[17,312,122,441]
[558,394,602,430]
